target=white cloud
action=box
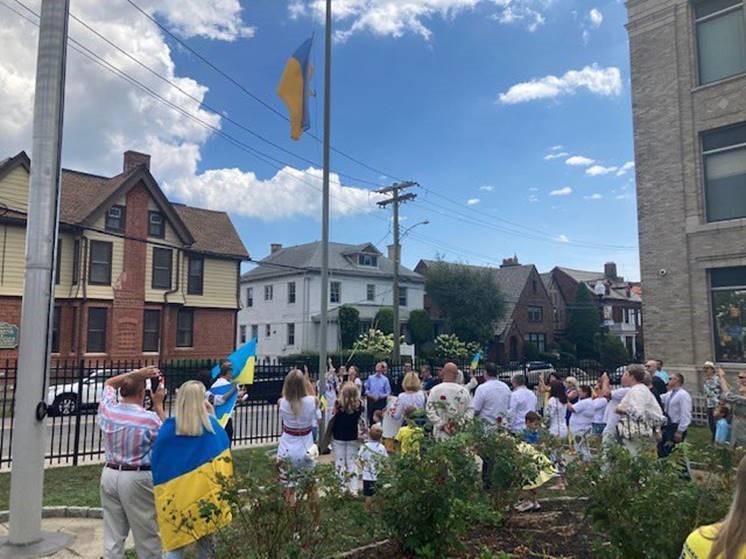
[549,186,572,196]
[544,151,569,160]
[293,1,553,41]
[589,8,603,28]
[549,145,563,151]
[467,197,480,205]
[586,164,618,176]
[565,155,595,166]
[0,0,379,222]
[479,185,495,192]
[557,234,570,243]
[616,161,635,176]
[497,64,622,104]
[584,193,603,200]
[529,195,539,203]
[528,187,540,192]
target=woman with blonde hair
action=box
[330,382,364,496]
[681,455,746,559]
[277,369,318,499]
[392,372,426,421]
[152,381,232,559]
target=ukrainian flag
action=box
[470,350,482,372]
[211,338,257,385]
[277,36,314,140]
[152,416,233,552]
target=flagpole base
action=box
[0,531,73,558]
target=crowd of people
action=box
[95,356,746,558]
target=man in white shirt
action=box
[472,362,511,427]
[600,371,631,447]
[659,372,693,457]
[426,362,473,440]
[508,374,537,433]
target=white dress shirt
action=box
[508,386,537,433]
[569,397,595,436]
[472,378,511,425]
[661,387,693,433]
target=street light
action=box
[401,219,429,239]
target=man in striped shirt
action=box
[97,366,166,559]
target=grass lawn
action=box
[0,444,278,511]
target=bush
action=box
[523,341,540,361]
[408,309,434,349]
[434,334,480,361]
[374,307,394,335]
[338,306,360,349]
[597,333,630,371]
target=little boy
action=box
[522,411,542,444]
[358,424,388,509]
[714,403,732,446]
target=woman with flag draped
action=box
[151,381,233,558]
[207,360,246,443]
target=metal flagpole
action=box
[318,0,331,408]
[1,0,73,555]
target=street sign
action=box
[0,323,19,349]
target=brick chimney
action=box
[270,243,283,254]
[604,262,618,280]
[501,254,520,268]
[123,150,151,173]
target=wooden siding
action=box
[183,257,239,309]
[0,166,30,213]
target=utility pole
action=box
[377,182,418,363]
[1,0,72,556]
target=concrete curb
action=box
[0,507,103,523]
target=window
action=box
[87,308,107,353]
[399,286,408,307]
[265,324,271,338]
[251,324,258,339]
[239,325,247,344]
[695,0,746,85]
[366,284,375,301]
[88,241,113,285]
[264,285,273,301]
[330,281,341,303]
[187,255,204,295]
[525,333,546,353]
[246,287,253,307]
[710,266,746,362]
[358,254,378,267]
[612,306,624,323]
[55,240,62,285]
[176,309,194,347]
[143,309,160,352]
[527,306,543,323]
[152,248,173,289]
[72,239,80,285]
[703,123,746,222]
[51,306,60,353]
[148,211,165,238]
[532,280,538,294]
[287,281,296,304]
[287,323,295,346]
[105,205,125,233]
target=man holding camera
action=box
[97,366,166,558]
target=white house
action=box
[237,241,425,359]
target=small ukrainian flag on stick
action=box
[277,36,314,140]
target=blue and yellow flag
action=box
[210,383,239,428]
[211,338,257,385]
[470,350,482,372]
[152,416,233,552]
[277,36,314,140]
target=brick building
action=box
[415,257,554,365]
[0,150,248,362]
[627,0,746,377]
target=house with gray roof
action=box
[415,256,554,365]
[543,263,643,359]
[238,242,424,358]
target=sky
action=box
[0,0,641,280]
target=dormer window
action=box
[358,254,378,267]
[105,205,125,233]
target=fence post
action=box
[71,359,85,467]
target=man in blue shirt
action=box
[365,361,391,425]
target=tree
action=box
[598,333,630,371]
[424,261,505,346]
[434,334,480,361]
[374,307,394,335]
[566,284,601,359]
[408,309,434,349]
[338,306,360,349]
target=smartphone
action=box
[149,373,163,392]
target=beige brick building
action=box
[627,0,746,378]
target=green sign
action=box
[0,322,19,349]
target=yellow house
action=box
[0,150,248,361]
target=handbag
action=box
[319,411,337,454]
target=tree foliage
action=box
[598,333,629,371]
[337,305,360,349]
[434,334,480,361]
[424,261,505,345]
[566,284,601,359]
[408,309,434,349]
[374,307,394,335]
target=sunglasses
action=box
[738,376,746,381]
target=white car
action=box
[46,369,122,416]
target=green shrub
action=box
[338,306,360,349]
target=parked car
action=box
[499,361,556,389]
[46,368,123,416]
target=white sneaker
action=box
[514,500,534,512]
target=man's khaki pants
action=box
[100,467,162,558]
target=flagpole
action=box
[318,0,331,382]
